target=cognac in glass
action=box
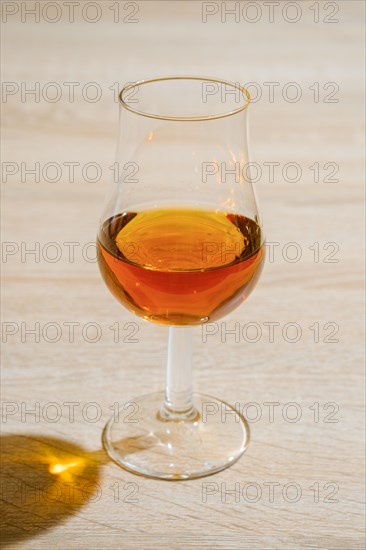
[97,77,265,480]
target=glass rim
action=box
[119,76,251,121]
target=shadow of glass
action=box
[0,434,106,547]
[110,434,159,455]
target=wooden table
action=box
[1,2,365,548]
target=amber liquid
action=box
[97,208,264,325]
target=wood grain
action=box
[1,2,365,549]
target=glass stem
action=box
[162,327,196,420]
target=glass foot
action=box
[103,391,250,480]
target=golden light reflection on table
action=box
[0,435,106,546]
[49,460,84,476]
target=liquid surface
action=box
[97,208,264,325]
